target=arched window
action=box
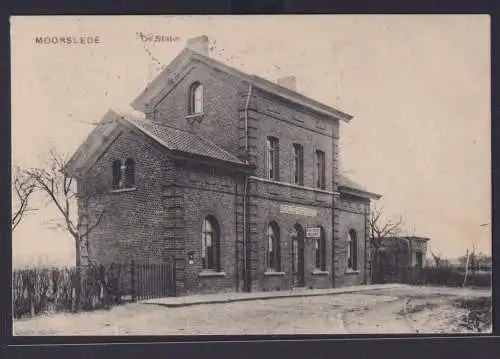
[266,222,281,271]
[347,229,358,271]
[125,158,135,188]
[189,82,203,115]
[201,216,220,270]
[112,160,122,189]
[314,226,326,271]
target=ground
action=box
[13,286,491,335]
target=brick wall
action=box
[150,62,247,159]
[77,58,373,295]
[335,194,371,287]
[81,128,171,266]
[247,187,334,291]
[164,160,243,295]
[245,88,336,191]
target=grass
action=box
[453,296,492,332]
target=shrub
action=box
[402,266,491,288]
[12,263,131,319]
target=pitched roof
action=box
[131,48,353,122]
[116,110,245,165]
[65,110,123,177]
[65,109,247,178]
[337,173,381,200]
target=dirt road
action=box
[13,285,491,335]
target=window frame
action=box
[293,143,304,186]
[201,216,221,271]
[266,222,281,272]
[266,136,280,181]
[112,160,122,190]
[124,158,135,188]
[314,227,326,271]
[189,82,204,115]
[347,229,358,271]
[415,251,423,268]
[315,149,326,189]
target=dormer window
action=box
[189,82,203,115]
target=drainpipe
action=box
[363,202,368,285]
[243,83,252,292]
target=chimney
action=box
[186,35,209,57]
[277,75,297,91]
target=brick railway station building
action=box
[66,36,381,295]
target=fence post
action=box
[131,260,136,302]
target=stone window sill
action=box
[345,270,360,274]
[311,270,329,276]
[264,271,286,276]
[198,270,226,278]
[110,187,137,194]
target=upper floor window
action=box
[266,222,281,272]
[112,160,122,189]
[266,136,279,181]
[189,82,203,115]
[315,150,326,190]
[314,226,326,271]
[112,158,136,190]
[293,143,304,185]
[201,215,221,271]
[347,229,358,271]
[125,158,135,187]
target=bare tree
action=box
[25,149,108,267]
[462,241,478,287]
[429,247,443,268]
[12,165,37,231]
[369,204,404,248]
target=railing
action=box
[132,260,176,301]
[12,260,177,319]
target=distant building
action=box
[66,35,381,295]
[371,236,430,284]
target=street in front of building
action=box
[13,285,491,336]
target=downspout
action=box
[243,82,252,292]
[364,203,368,285]
[234,181,239,291]
[331,124,336,288]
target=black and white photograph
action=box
[11,15,491,335]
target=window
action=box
[189,82,203,115]
[315,150,326,189]
[201,216,220,270]
[266,137,279,180]
[293,144,304,185]
[112,160,122,189]
[125,158,135,188]
[415,252,423,268]
[347,229,358,271]
[314,227,326,271]
[112,158,136,190]
[266,222,281,271]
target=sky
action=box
[11,15,491,268]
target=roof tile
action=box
[118,112,245,165]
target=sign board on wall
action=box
[279,204,317,217]
[306,227,321,238]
